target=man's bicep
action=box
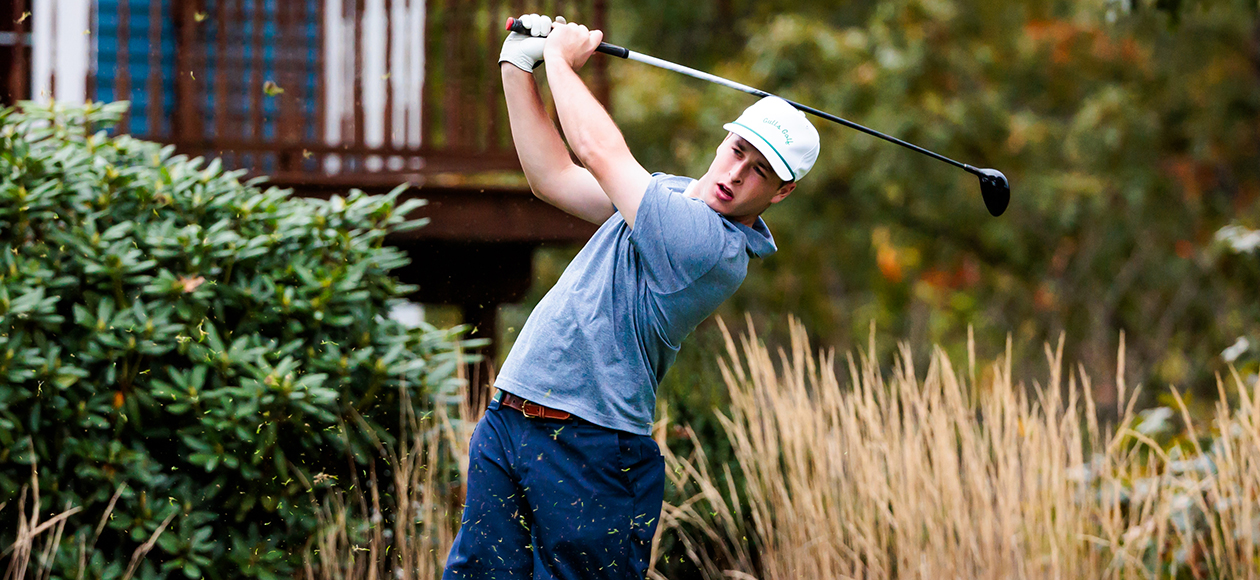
[587,151,652,228]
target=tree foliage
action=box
[607,0,1260,403]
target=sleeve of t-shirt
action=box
[629,175,727,294]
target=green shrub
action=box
[0,101,467,579]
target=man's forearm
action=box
[543,52,649,227]
[501,64,576,194]
[543,61,626,175]
[501,64,614,223]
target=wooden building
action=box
[0,0,604,406]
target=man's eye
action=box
[754,167,766,177]
[732,147,743,157]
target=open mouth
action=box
[716,183,734,202]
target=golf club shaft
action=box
[597,44,977,175]
[596,44,769,97]
[506,17,977,175]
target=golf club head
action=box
[974,168,1010,217]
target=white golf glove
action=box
[499,14,565,72]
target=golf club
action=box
[507,17,1010,217]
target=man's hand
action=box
[499,14,566,72]
[543,23,603,71]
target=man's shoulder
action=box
[637,173,723,237]
[648,172,697,195]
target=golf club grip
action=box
[505,17,630,59]
[596,43,629,58]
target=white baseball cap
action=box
[723,96,821,182]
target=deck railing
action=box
[11,0,608,184]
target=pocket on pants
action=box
[616,433,663,490]
[616,432,665,577]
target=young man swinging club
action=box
[442,14,820,580]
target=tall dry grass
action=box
[654,318,1260,579]
[303,374,479,580]
[1,465,81,580]
[0,464,145,580]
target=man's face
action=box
[694,134,796,226]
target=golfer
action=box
[442,14,820,580]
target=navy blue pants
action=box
[442,398,665,580]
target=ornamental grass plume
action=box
[654,318,1260,580]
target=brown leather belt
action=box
[499,392,572,420]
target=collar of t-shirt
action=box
[680,180,777,259]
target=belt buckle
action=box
[521,401,545,419]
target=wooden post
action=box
[420,0,434,149]
[277,0,301,172]
[250,0,265,148]
[353,0,365,167]
[2,0,30,105]
[172,0,204,147]
[483,0,500,152]
[443,0,464,149]
[213,0,230,146]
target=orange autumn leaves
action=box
[871,226,978,292]
[1024,19,1146,69]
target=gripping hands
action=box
[499,14,565,72]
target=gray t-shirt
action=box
[494,173,777,435]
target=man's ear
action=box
[770,181,796,205]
